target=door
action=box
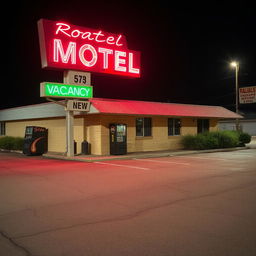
[109,124,127,155]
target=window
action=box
[0,122,5,135]
[197,119,209,133]
[168,118,181,136]
[136,117,152,136]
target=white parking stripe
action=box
[135,159,190,166]
[230,153,254,156]
[95,162,150,170]
[180,156,229,161]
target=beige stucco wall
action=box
[4,114,219,155]
[210,119,218,131]
[84,115,102,155]
[6,117,84,154]
[181,118,197,135]
[99,115,217,155]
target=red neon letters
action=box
[55,23,123,46]
[38,19,141,77]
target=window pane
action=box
[203,119,209,132]
[136,118,143,136]
[168,118,174,136]
[174,119,181,135]
[144,118,152,136]
[197,119,202,133]
[0,122,5,136]
[197,119,209,133]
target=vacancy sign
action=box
[239,86,256,104]
[38,19,140,77]
[40,82,93,99]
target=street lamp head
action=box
[230,61,238,68]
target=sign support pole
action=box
[41,71,94,158]
[235,64,239,131]
[66,110,74,157]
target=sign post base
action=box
[66,110,74,157]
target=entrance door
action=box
[109,124,127,155]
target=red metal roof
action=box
[90,98,242,119]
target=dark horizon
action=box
[1,1,256,112]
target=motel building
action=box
[0,98,242,155]
[0,19,243,155]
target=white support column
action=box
[66,110,74,157]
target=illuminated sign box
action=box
[239,86,256,104]
[38,19,141,77]
[40,82,93,99]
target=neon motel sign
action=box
[38,19,141,77]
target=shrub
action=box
[0,136,24,150]
[181,135,198,149]
[13,137,24,150]
[0,136,15,150]
[218,130,239,148]
[201,132,219,149]
[239,132,251,145]
[181,130,240,150]
[195,134,211,150]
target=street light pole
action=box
[230,61,240,131]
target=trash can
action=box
[74,140,77,155]
[81,140,89,155]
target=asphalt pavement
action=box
[0,149,256,256]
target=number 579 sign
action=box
[64,70,91,86]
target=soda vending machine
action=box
[23,126,48,156]
[109,124,127,155]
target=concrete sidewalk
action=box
[43,146,250,162]
[2,138,254,162]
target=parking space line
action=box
[179,156,229,161]
[230,153,254,156]
[135,159,190,166]
[94,162,150,170]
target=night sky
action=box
[2,1,256,112]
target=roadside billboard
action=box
[239,86,256,104]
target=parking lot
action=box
[0,149,256,256]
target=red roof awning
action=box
[89,98,242,119]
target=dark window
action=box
[136,118,144,136]
[136,117,152,137]
[144,117,152,136]
[197,119,209,133]
[0,122,5,135]
[168,118,181,136]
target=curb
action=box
[43,147,249,163]
[1,147,251,162]
[0,149,23,154]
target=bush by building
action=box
[217,130,239,148]
[0,136,24,150]
[238,132,251,146]
[181,130,250,150]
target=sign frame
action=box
[66,100,91,112]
